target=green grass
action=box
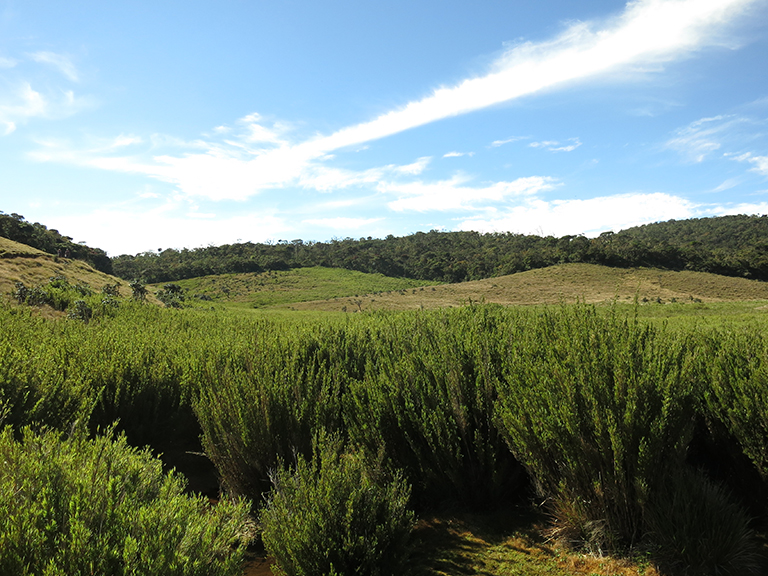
[163,267,441,309]
[607,300,768,331]
[408,507,660,576]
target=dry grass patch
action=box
[408,507,660,576]
[0,237,144,307]
[282,264,768,312]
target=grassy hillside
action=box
[0,237,138,309]
[162,266,441,309]
[275,263,768,312]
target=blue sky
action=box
[1,0,767,256]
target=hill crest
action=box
[0,237,133,309]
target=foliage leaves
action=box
[260,432,414,576]
[0,426,250,576]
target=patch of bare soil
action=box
[241,550,274,576]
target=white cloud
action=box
[457,192,699,237]
[551,141,582,153]
[732,152,768,175]
[750,156,768,175]
[385,175,558,212]
[302,216,384,229]
[0,56,17,68]
[0,79,91,135]
[30,0,759,201]
[529,138,582,152]
[712,177,742,192]
[395,156,431,175]
[712,201,768,215]
[47,206,287,256]
[491,137,527,147]
[298,164,388,193]
[28,51,79,81]
[665,115,742,161]
[109,135,144,149]
[238,112,291,145]
[0,82,47,134]
[297,0,755,154]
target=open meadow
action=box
[3,243,768,575]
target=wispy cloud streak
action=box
[301,0,754,153]
[30,0,759,201]
[28,51,79,81]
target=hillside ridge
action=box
[0,237,133,308]
[280,263,768,312]
[112,214,768,285]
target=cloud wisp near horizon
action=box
[3,0,768,254]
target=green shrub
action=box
[156,283,186,308]
[644,467,760,575]
[13,277,120,320]
[67,299,93,322]
[260,433,414,576]
[194,324,349,499]
[346,307,524,509]
[495,305,697,550]
[0,308,94,432]
[706,328,768,479]
[0,426,251,576]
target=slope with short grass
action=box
[0,236,137,308]
[279,263,768,312]
[162,266,442,309]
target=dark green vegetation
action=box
[6,211,768,287]
[260,433,415,576]
[3,295,768,575]
[113,214,768,284]
[12,274,124,321]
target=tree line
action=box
[111,214,768,283]
[5,211,768,284]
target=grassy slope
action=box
[161,266,441,309]
[0,237,143,308]
[274,263,768,312]
[152,263,768,315]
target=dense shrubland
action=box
[112,214,768,284]
[260,432,415,576]
[2,301,768,574]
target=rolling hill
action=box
[4,233,768,314]
[0,237,136,308]
[274,263,768,312]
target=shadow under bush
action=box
[644,466,762,576]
